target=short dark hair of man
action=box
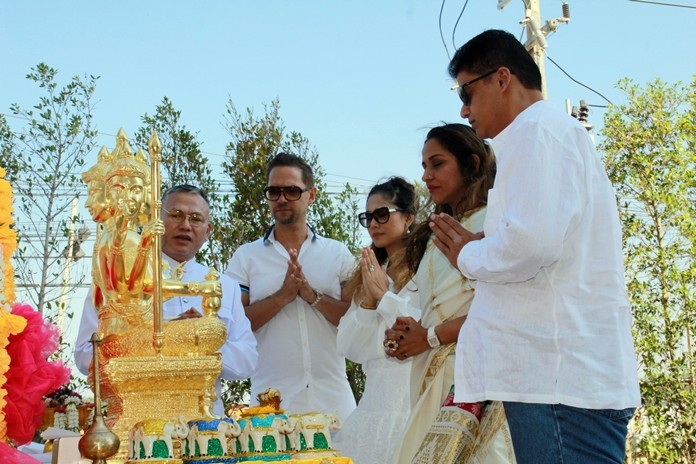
[448,29,542,91]
[266,152,315,188]
[162,184,210,206]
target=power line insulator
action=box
[562,2,570,20]
[578,100,589,123]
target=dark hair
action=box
[162,184,210,206]
[345,177,418,300]
[448,29,542,91]
[266,152,315,188]
[406,123,496,274]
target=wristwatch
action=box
[427,326,441,348]
[310,289,324,308]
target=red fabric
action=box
[441,385,484,422]
[0,442,42,464]
[4,303,70,445]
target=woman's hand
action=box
[360,247,388,307]
[384,316,429,360]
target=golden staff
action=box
[149,132,164,354]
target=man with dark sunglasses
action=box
[429,29,640,463]
[225,152,356,423]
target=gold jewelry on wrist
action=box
[360,300,378,310]
[310,289,324,308]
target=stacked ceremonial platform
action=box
[125,389,352,464]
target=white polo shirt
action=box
[225,225,356,421]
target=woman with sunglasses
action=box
[388,124,514,464]
[333,176,420,464]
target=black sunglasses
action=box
[452,68,500,106]
[358,206,404,228]
[263,186,310,201]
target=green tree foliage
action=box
[600,77,696,463]
[220,98,364,405]
[0,63,98,323]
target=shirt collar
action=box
[263,224,318,245]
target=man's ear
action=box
[307,186,318,205]
[498,67,513,88]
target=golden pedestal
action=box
[104,354,221,461]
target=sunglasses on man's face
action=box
[263,186,310,201]
[451,68,500,106]
[358,206,404,228]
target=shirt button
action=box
[183,298,189,304]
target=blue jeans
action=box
[503,402,634,464]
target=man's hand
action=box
[270,248,302,306]
[429,213,483,268]
[171,307,202,320]
[288,248,316,303]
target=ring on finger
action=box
[384,339,398,350]
[369,265,375,273]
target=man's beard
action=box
[274,211,299,225]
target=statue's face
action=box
[108,175,146,218]
[85,180,113,222]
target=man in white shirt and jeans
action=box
[429,29,640,463]
[225,152,356,422]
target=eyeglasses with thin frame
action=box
[451,68,500,106]
[358,206,404,228]
[163,208,208,227]
[263,186,310,202]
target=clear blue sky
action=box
[2,1,694,365]
[2,0,694,193]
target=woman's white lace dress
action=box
[333,281,420,464]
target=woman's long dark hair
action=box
[345,177,418,301]
[405,123,496,274]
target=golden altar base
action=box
[104,354,221,462]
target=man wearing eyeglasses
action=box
[428,30,640,463]
[75,184,258,415]
[225,152,356,422]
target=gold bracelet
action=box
[359,301,378,310]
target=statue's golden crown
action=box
[106,129,150,183]
[82,146,113,183]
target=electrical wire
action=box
[438,0,451,60]
[450,0,470,52]
[628,0,696,9]
[545,53,614,106]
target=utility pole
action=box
[500,0,570,98]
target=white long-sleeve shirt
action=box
[74,254,258,415]
[455,100,640,410]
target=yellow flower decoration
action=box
[0,310,26,443]
[0,165,20,444]
[0,166,17,304]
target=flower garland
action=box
[4,303,70,445]
[0,307,25,444]
[44,383,91,432]
[0,165,23,446]
[0,166,70,449]
[0,167,17,304]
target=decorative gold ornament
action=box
[79,333,120,463]
[82,129,225,461]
